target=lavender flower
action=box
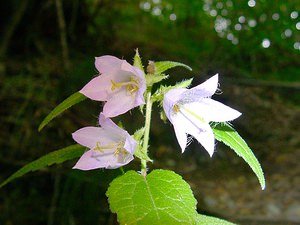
[80,55,146,117]
[72,114,136,170]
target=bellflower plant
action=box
[163,74,241,156]
[72,113,136,170]
[1,50,265,225]
[80,55,146,117]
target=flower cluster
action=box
[72,54,241,170]
[73,56,145,169]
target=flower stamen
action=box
[111,77,139,95]
[94,140,125,154]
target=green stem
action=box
[141,91,153,176]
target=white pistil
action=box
[173,104,206,123]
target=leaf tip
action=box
[38,124,44,132]
[260,178,266,190]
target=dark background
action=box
[0,0,299,224]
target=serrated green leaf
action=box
[145,73,168,87]
[38,92,86,131]
[133,127,145,141]
[0,144,85,188]
[196,214,236,225]
[154,61,192,75]
[212,123,265,190]
[133,49,145,73]
[106,169,198,225]
[174,78,193,88]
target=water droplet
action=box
[238,16,246,23]
[210,9,217,16]
[141,2,151,11]
[234,23,242,31]
[169,13,177,21]
[248,19,257,27]
[272,13,280,21]
[296,22,300,30]
[152,6,161,16]
[262,38,271,48]
[284,29,292,37]
[227,33,234,40]
[290,11,298,19]
[248,0,256,7]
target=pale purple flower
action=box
[163,74,241,156]
[80,55,146,117]
[72,113,136,170]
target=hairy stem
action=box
[141,91,153,176]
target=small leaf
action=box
[38,92,86,131]
[212,123,265,190]
[0,144,85,188]
[154,61,192,75]
[133,127,145,141]
[197,214,236,225]
[106,169,198,225]
[174,78,193,88]
[145,73,168,87]
[133,49,145,73]
[133,127,152,162]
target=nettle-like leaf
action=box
[106,169,198,225]
[145,73,168,87]
[174,78,193,89]
[0,144,85,188]
[154,61,192,75]
[38,92,86,131]
[212,123,266,190]
[196,214,236,225]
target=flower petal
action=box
[171,114,189,152]
[80,75,111,101]
[186,98,241,122]
[189,123,215,157]
[73,149,134,170]
[73,150,104,170]
[99,113,122,131]
[187,74,219,99]
[124,135,137,155]
[110,151,134,169]
[102,88,138,117]
[95,55,123,74]
[72,127,106,149]
[120,61,146,107]
[121,60,144,78]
